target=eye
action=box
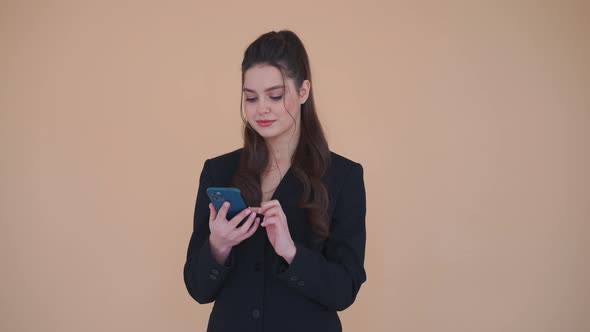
[245,97,257,103]
[270,95,283,101]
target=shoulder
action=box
[202,148,242,176]
[328,150,363,178]
[325,151,366,215]
[206,148,242,164]
[324,150,364,200]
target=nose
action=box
[256,99,270,114]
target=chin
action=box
[256,128,283,140]
[256,130,276,139]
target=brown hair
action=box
[231,30,331,239]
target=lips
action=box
[256,120,276,127]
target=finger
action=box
[209,203,218,223]
[260,206,280,219]
[260,199,279,210]
[217,201,231,221]
[260,200,280,214]
[248,207,264,219]
[235,211,257,235]
[261,216,278,227]
[236,218,260,242]
[228,208,253,228]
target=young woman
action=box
[183,30,367,332]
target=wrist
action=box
[282,243,297,265]
[210,235,231,257]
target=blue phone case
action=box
[206,187,248,220]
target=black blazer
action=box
[183,148,367,332]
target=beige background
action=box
[1,1,589,331]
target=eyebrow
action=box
[242,84,285,93]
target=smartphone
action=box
[206,187,248,219]
[206,187,263,225]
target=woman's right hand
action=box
[208,202,260,265]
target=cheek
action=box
[282,98,299,116]
[243,104,256,119]
[271,97,294,116]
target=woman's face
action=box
[242,64,309,143]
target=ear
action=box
[298,80,311,104]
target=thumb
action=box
[209,203,218,223]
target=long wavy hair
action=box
[231,30,331,239]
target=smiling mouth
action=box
[256,120,275,127]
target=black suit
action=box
[183,149,367,332]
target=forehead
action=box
[243,64,293,92]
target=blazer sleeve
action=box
[183,159,236,304]
[275,162,367,311]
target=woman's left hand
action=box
[256,200,297,264]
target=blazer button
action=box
[254,261,263,271]
[211,268,219,275]
[252,309,261,319]
[209,274,217,280]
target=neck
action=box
[265,126,300,168]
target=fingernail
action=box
[223,202,229,207]
[245,209,251,214]
[250,212,256,217]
